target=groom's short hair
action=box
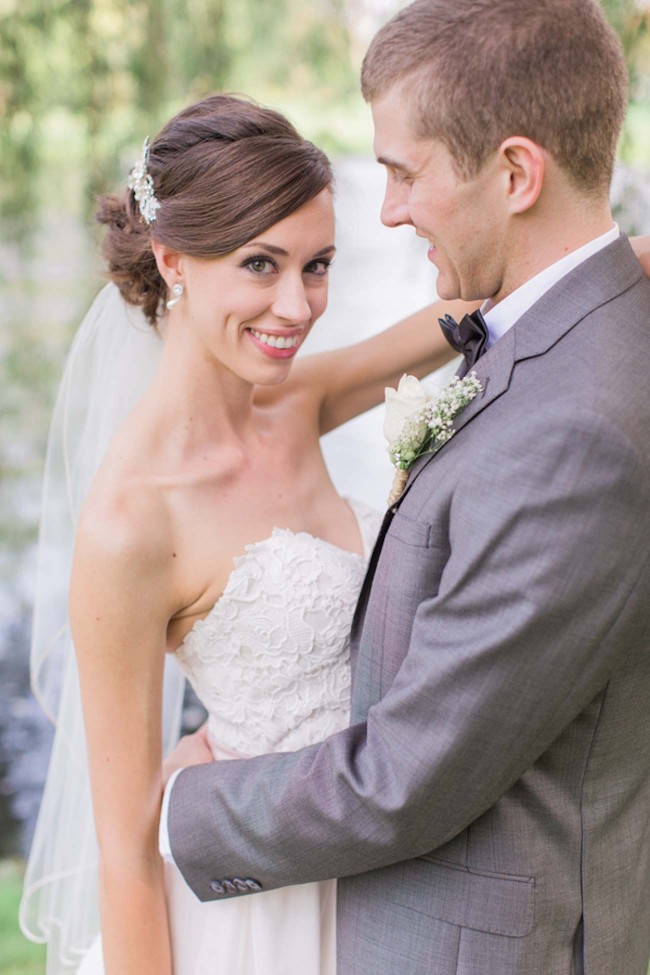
[361,0,628,194]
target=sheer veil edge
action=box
[19,283,185,973]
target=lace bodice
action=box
[174,499,382,758]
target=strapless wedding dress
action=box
[79,497,381,975]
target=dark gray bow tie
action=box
[438,309,489,373]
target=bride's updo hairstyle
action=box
[97,94,333,325]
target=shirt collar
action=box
[482,224,620,349]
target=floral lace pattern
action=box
[174,499,382,757]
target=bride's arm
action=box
[630,235,650,276]
[70,491,177,975]
[290,297,479,435]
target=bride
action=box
[19,92,468,975]
[19,90,650,975]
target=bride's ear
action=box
[151,240,183,290]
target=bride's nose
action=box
[271,272,311,324]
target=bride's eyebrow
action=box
[242,242,288,256]
[242,242,336,258]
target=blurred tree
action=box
[68,0,113,205]
[0,0,51,239]
[130,0,169,115]
[602,0,650,90]
[169,0,230,97]
[225,0,355,98]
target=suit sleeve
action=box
[168,405,650,901]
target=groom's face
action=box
[372,87,507,302]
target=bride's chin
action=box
[254,361,296,385]
[237,356,296,388]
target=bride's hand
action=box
[630,235,650,276]
[163,722,214,786]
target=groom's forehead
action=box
[371,99,443,177]
[371,88,418,154]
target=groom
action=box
[163,1,650,971]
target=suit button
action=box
[209,881,225,895]
[233,878,249,892]
[245,878,262,892]
[222,879,237,894]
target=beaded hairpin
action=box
[127,137,161,225]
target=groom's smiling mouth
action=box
[416,229,438,264]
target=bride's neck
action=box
[146,336,258,452]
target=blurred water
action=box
[0,613,52,856]
[0,156,446,855]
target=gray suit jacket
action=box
[169,236,650,975]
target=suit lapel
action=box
[393,235,643,511]
[351,235,643,662]
[350,505,393,655]
[393,326,516,508]
[350,331,516,651]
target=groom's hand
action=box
[163,722,214,786]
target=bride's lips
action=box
[246,327,303,359]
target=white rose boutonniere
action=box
[383,374,433,443]
[384,372,483,505]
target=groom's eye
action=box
[390,167,413,186]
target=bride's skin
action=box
[69,180,650,975]
[69,186,473,975]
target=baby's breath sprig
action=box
[385,373,482,505]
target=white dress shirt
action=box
[158,222,620,867]
[160,768,182,862]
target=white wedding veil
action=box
[19,283,186,973]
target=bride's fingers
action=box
[629,235,650,276]
[162,729,215,784]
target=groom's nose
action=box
[380,180,412,228]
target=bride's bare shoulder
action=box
[74,430,174,587]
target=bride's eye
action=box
[304,258,333,277]
[241,255,277,275]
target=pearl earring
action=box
[166,283,184,309]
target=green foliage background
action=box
[0,0,370,238]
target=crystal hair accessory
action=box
[127,136,161,225]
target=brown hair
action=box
[361,0,628,193]
[97,94,333,324]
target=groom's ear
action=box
[151,240,183,290]
[498,137,546,215]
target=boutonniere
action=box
[384,372,482,505]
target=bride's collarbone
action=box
[164,482,360,639]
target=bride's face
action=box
[176,189,335,385]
